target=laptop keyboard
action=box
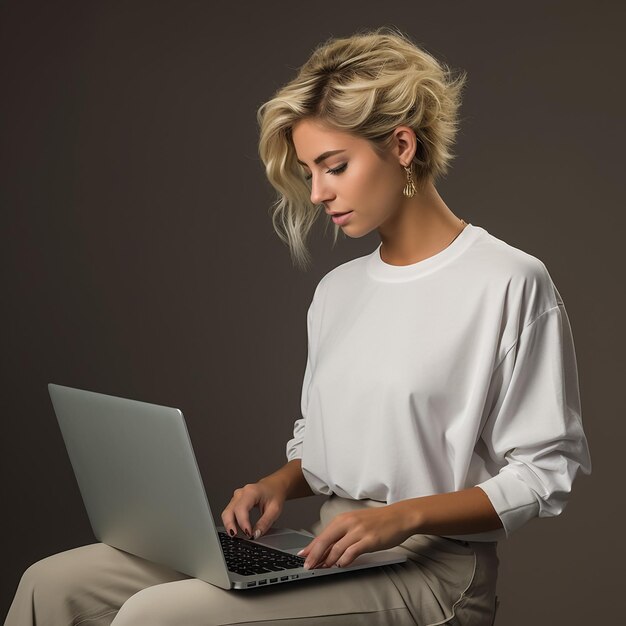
[218,531,306,576]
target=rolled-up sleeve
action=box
[285,294,316,462]
[475,303,592,538]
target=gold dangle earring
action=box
[402,164,416,198]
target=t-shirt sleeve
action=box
[475,303,592,538]
[285,285,319,462]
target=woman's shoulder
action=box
[471,225,563,314]
[311,252,369,295]
[472,225,549,278]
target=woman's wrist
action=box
[259,459,312,500]
[258,473,288,493]
[387,499,425,537]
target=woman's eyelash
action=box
[305,163,347,181]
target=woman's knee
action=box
[5,544,123,626]
[20,549,76,592]
[111,579,221,626]
[20,543,111,594]
[111,584,178,626]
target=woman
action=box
[5,26,591,626]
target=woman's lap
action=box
[111,534,498,626]
[108,533,494,626]
[5,495,498,626]
[111,564,415,625]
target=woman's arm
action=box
[298,487,503,570]
[393,486,504,536]
[259,458,315,500]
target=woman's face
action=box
[291,118,414,238]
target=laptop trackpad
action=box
[254,531,310,551]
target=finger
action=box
[296,539,314,557]
[317,531,355,568]
[233,504,255,538]
[223,499,254,538]
[303,523,351,568]
[252,501,280,539]
[301,537,323,568]
[221,508,239,537]
[321,535,353,568]
[332,538,370,568]
[304,542,334,569]
[221,491,246,537]
[304,545,331,569]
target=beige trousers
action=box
[3,494,499,625]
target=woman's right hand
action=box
[221,477,287,540]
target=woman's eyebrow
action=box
[296,149,346,167]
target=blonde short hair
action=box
[257,26,468,271]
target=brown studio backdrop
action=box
[1,1,623,623]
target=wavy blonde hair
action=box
[257,25,468,271]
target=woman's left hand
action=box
[297,502,416,569]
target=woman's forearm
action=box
[394,486,504,536]
[259,458,314,500]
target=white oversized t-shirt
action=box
[285,222,592,542]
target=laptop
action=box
[47,383,407,590]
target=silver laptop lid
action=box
[48,383,231,589]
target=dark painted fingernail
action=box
[245,529,251,538]
[229,528,235,537]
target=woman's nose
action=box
[310,176,334,206]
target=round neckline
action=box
[366,223,481,282]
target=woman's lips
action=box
[331,211,354,226]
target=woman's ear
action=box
[391,125,417,167]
